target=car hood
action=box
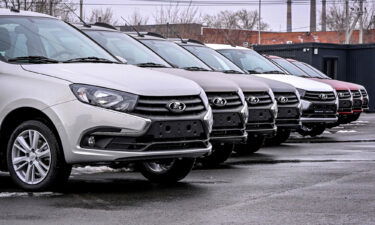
[150,68,240,92]
[309,78,351,91]
[218,73,271,92]
[256,74,334,92]
[241,75,297,93]
[322,79,363,90]
[22,64,203,96]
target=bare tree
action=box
[88,8,118,25]
[0,0,77,22]
[324,0,375,31]
[127,9,149,26]
[153,1,200,24]
[203,9,269,30]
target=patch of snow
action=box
[337,130,357,133]
[0,192,62,198]
[72,166,131,175]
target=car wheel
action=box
[138,158,195,183]
[200,143,234,167]
[7,120,71,191]
[234,135,265,155]
[298,125,326,137]
[266,129,291,146]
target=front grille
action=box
[245,92,273,107]
[248,109,274,123]
[81,121,209,152]
[212,112,243,129]
[339,99,352,109]
[303,91,336,102]
[134,95,205,116]
[360,89,368,97]
[207,92,242,110]
[353,99,363,109]
[363,98,369,108]
[337,90,351,99]
[274,92,299,106]
[278,107,300,119]
[351,90,362,99]
[303,103,337,116]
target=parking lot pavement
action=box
[1,113,375,225]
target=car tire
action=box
[266,129,291,146]
[7,120,71,191]
[348,113,361,122]
[138,158,195,183]
[298,125,326,137]
[234,135,265,155]
[200,143,234,167]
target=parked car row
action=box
[0,9,369,191]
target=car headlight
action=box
[200,91,210,109]
[70,84,138,112]
[296,88,306,98]
[204,106,214,133]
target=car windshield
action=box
[0,16,117,64]
[140,39,212,70]
[183,45,244,74]
[270,58,308,77]
[291,61,324,78]
[303,63,331,79]
[84,30,171,67]
[218,49,285,74]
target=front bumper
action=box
[246,107,277,135]
[45,100,212,164]
[276,106,301,130]
[300,100,338,124]
[210,105,248,143]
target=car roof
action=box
[206,44,249,50]
[0,8,55,18]
[127,32,167,40]
[73,23,118,32]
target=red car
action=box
[266,55,362,124]
[286,59,368,123]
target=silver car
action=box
[0,9,213,191]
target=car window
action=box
[270,58,307,77]
[218,49,285,74]
[140,39,211,70]
[84,30,170,67]
[292,61,323,78]
[183,45,244,73]
[0,16,117,63]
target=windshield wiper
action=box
[262,70,286,74]
[247,70,264,74]
[136,62,167,68]
[7,56,59,64]
[63,57,118,64]
[221,70,244,74]
[182,66,210,71]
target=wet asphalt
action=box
[1,114,375,225]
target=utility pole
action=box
[345,0,349,43]
[310,0,316,32]
[287,0,292,32]
[49,0,53,16]
[359,0,364,44]
[80,0,83,19]
[321,0,327,31]
[258,0,262,44]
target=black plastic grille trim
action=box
[303,91,336,102]
[351,90,362,99]
[337,90,351,99]
[207,92,243,110]
[245,92,273,106]
[360,89,368,97]
[274,92,299,105]
[134,95,205,116]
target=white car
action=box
[208,44,339,136]
[0,9,213,191]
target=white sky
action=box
[77,0,325,32]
